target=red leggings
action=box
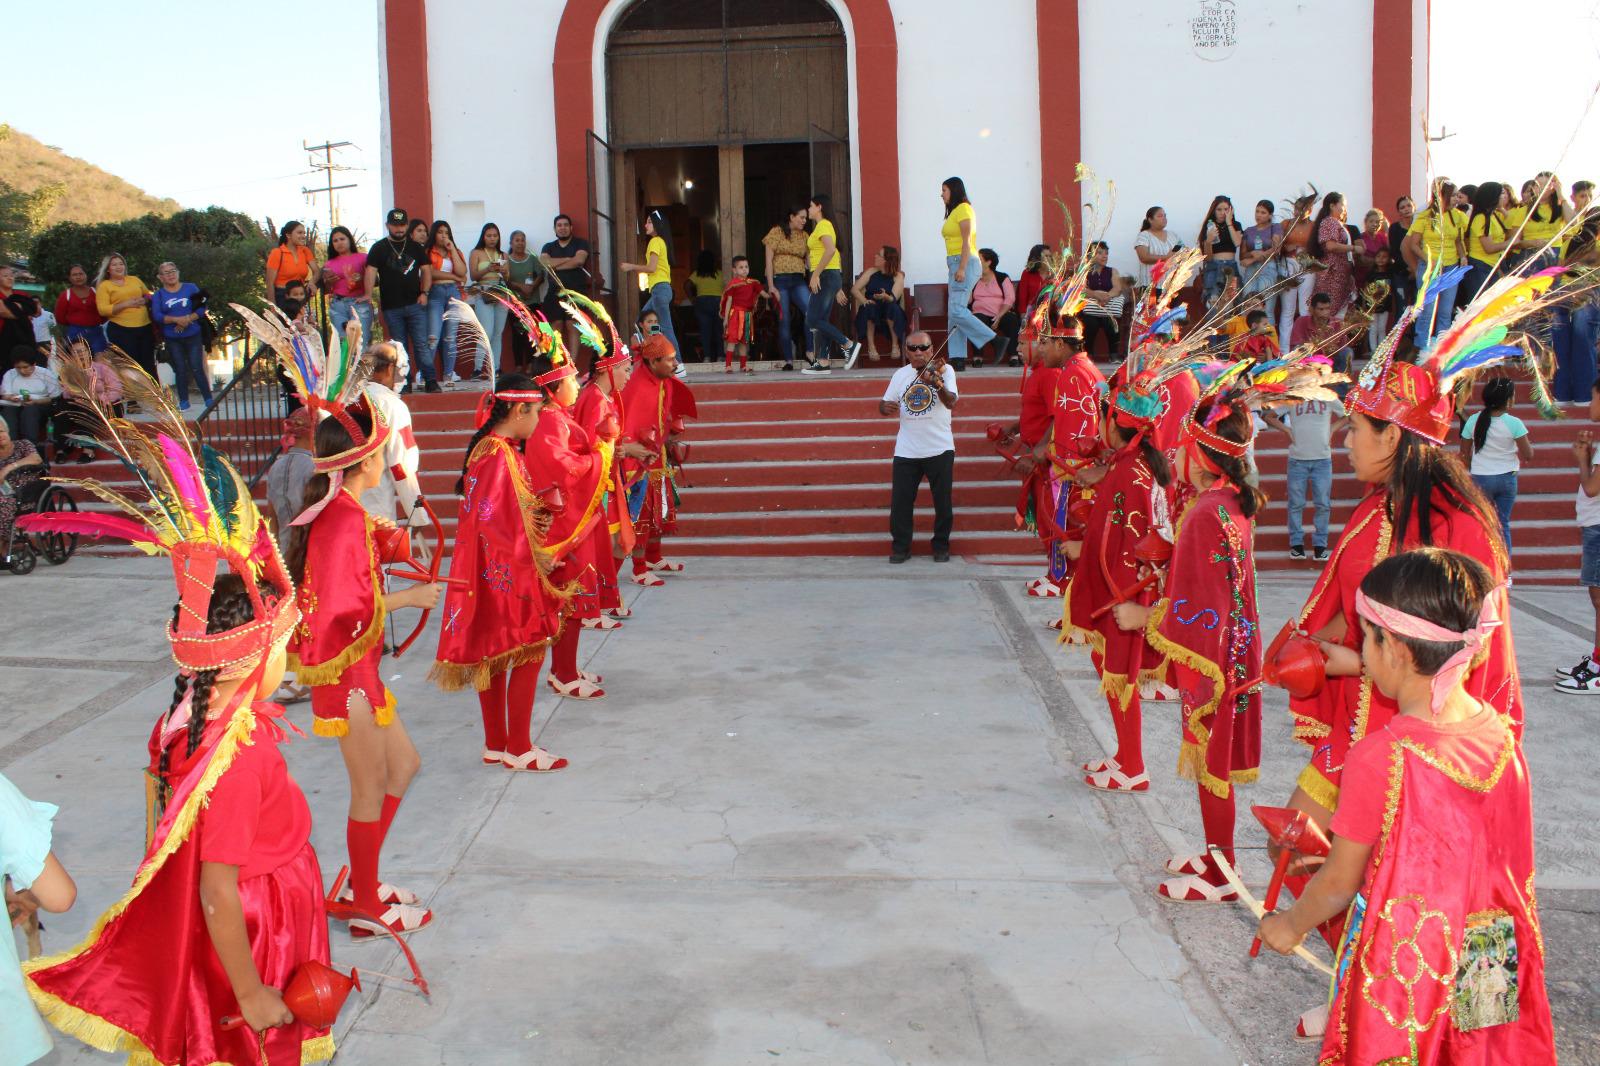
[476,660,541,756]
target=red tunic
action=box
[1318,712,1553,1064]
[25,704,332,1066]
[572,383,629,595]
[720,276,764,344]
[431,434,565,691]
[525,405,612,620]
[289,490,392,737]
[1280,488,1522,811]
[1066,443,1164,706]
[1145,486,1262,797]
[619,371,696,539]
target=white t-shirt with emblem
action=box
[884,363,958,458]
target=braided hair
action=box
[1190,398,1266,518]
[456,372,538,495]
[156,573,257,812]
[1107,414,1172,488]
[285,407,374,584]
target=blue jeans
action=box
[1472,471,1518,553]
[1202,258,1242,305]
[382,302,434,384]
[694,295,722,363]
[65,323,106,352]
[1459,260,1497,306]
[773,274,810,364]
[470,294,508,374]
[856,299,908,349]
[805,269,851,361]
[642,282,680,355]
[944,254,995,364]
[165,333,211,406]
[328,295,374,343]
[426,282,460,378]
[1285,457,1333,549]
[1413,264,1460,349]
[1552,300,1600,404]
[1572,299,1600,400]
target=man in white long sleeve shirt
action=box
[359,341,426,532]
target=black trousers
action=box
[890,450,954,553]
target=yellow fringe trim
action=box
[429,641,551,692]
[117,1033,334,1066]
[1296,762,1340,813]
[24,707,259,1056]
[311,688,396,737]
[1146,600,1242,799]
[288,567,386,688]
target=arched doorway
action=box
[601,0,851,358]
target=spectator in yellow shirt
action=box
[620,211,680,363]
[1403,179,1469,349]
[93,253,156,379]
[940,176,997,371]
[1516,172,1573,268]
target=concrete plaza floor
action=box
[4,555,1597,1065]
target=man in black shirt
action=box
[541,213,591,356]
[363,207,438,392]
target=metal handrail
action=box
[193,333,285,488]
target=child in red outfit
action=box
[721,256,765,372]
[431,373,570,771]
[620,333,696,584]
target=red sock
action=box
[504,661,539,756]
[1110,690,1145,777]
[552,623,580,683]
[477,671,508,751]
[599,555,622,610]
[740,354,748,369]
[378,793,403,845]
[346,818,383,914]
[645,537,663,565]
[1197,786,1236,887]
[632,553,649,575]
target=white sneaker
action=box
[800,362,832,376]
[843,341,863,370]
[1556,654,1592,679]
[445,371,461,384]
[1554,660,1600,694]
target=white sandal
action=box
[502,746,568,772]
[582,615,624,631]
[1083,766,1150,793]
[337,881,420,906]
[1296,1004,1329,1041]
[547,675,605,700]
[1046,617,1063,631]
[1165,852,1209,876]
[630,571,664,587]
[1082,755,1117,774]
[1025,578,1062,598]
[1157,873,1237,903]
[580,670,602,685]
[645,559,684,572]
[604,606,633,618]
[482,748,506,766]
[349,902,432,938]
[1141,679,1179,702]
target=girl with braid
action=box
[239,304,443,939]
[18,357,332,1064]
[431,373,571,771]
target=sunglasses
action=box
[907,343,932,352]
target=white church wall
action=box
[889,0,1042,283]
[1079,0,1375,278]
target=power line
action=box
[301,139,359,231]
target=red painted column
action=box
[1371,0,1417,209]
[1036,0,1081,248]
[385,0,433,218]
[552,0,608,234]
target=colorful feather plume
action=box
[232,301,370,414]
[559,290,625,360]
[443,297,496,388]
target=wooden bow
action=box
[388,497,460,659]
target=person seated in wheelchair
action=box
[0,417,45,566]
[1,346,62,454]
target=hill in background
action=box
[0,124,179,225]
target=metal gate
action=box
[586,129,617,297]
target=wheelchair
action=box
[3,472,78,576]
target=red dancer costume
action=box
[525,334,616,701]
[18,358,331,1065]
[565,292,635,623]
[720,272,763,371]
[1066,363,1174,793]
[431,373,571,770]
[239,302,435,938]
[620,333,697,585]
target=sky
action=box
[5,0,1600,240]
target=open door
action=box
[586,129,616,297]
[808,124,852,276]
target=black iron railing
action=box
[194,336,285,488]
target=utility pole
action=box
[301,140,358,231]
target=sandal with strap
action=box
[1082,755,1117,774]
[547,675,606,700]
[1025,579,1062,598]
[645,559,685,572]
[1157,873,1238,903]
[337,881,420,907]
[1045,617,1063,631]
[1083,766,1150,793]
[482,748,506,766]
[630,571,664,587]
[1141,679,1179,702]
[349,902,433,938]
[582,615,624,631]
[604,606,633,618]
[1165,852,1210,876]
[1295,1004,1329,1042]
[502,746,568,772]
[580,670,602,685]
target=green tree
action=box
[0,127,66,262]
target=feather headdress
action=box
[18,350,297,680]
[232,301,389,473]
[559,290,629,370]
[482,285,577,388]
[1177,346,1349,461]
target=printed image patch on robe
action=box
[1452,911,1520,1032]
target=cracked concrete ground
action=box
[5,555,1596,1065]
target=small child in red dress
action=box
[720,256,765,373]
